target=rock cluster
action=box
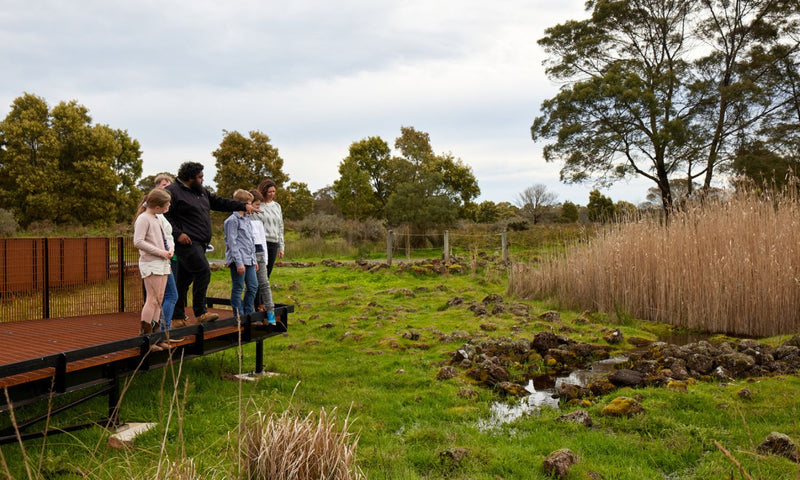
[621,336,800,386]
[441,332,800,405]
[445,332,611,392]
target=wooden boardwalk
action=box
[0,303,290,412]
[0,308,232,390]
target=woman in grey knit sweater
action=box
[254,179,284,277]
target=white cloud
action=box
[0,0,654,207]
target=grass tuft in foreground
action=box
[240,406,363,480]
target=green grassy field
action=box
[3,259,800,479]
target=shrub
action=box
[241,408,364,480]
[500,216,530,231]
[294,213,344,238]
[342,218,385,244]
[0,209,19,236]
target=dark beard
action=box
[190,181,204,194]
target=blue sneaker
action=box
[266,311,276,325]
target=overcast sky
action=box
[0,0,653,206]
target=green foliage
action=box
[731,140,800,189]
[212,129,289,197]
[474,200,499,223]
[137,172,174,192]
[386,177,459,230]
[333,128,480,232]
[503,216,530,231]
[6,262,800,479]
[294,213,345,238]
[532,0,800,217]
[385,127,479,231]
[559,200,579,223]
[293,214,384,246]
[587,189,616,223]
[393,126,434,167]
[0,93,143,226]
[496,202,518,220]
[343,136,395,215]
[282,181,314,220]
[312,186,339,216]
[333,156,379,220]
[614,200,638,218]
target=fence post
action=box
[403,227,408,259]
[42,237,50,319]
[386,230,393,266]
[501,231,508,262]
[443,230,450,264]
[118,237,125,313]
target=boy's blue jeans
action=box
[230,264,257,317]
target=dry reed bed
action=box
[509,193,800,337]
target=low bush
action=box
[0,209,19,237]
[293,213,344,238]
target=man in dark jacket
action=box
[165,162,260,324]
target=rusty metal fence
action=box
[0,237,143,322]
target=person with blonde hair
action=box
[138,173,182,340]
[224,189,259,318]
[133,188,173,351]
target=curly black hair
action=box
[177,162,204,182]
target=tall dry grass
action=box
[240,407,363,480]
[508,189,800,337]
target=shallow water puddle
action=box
[478,356,628,431]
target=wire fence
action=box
[384,224,590,264]
[0,237,143,323]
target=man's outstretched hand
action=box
[245,204,262,214]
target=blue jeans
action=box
[230,264,257,317]
[161,269,178,330]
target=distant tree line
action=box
[1,93,665,236]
